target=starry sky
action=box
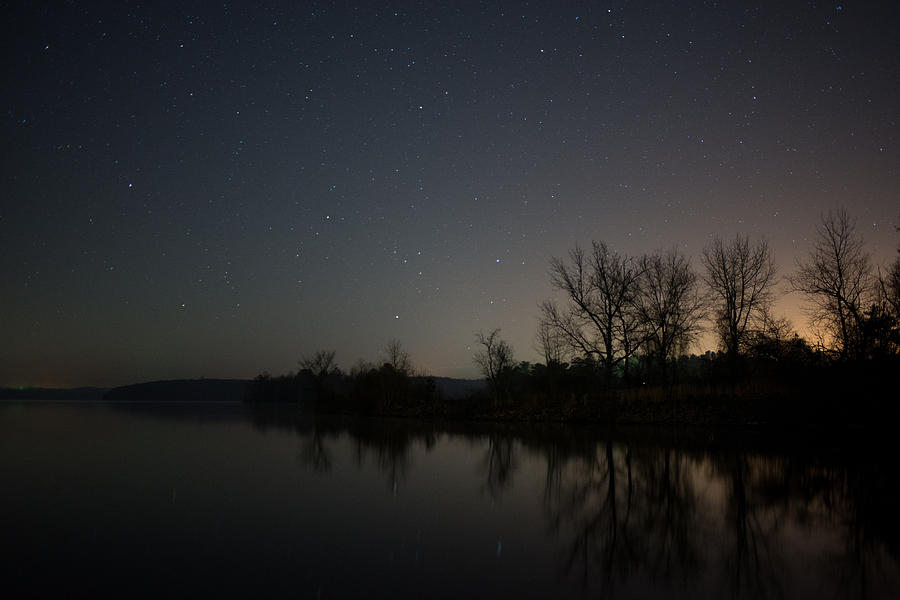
[2,1,899,387]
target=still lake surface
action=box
[2,401,898,598]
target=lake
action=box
[2,401,898,598]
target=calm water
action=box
[2,401,898,599]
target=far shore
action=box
[7,374,896,430]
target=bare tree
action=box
[375,339,414,410]
[350,358,376,377]
[868,226,900,357]
[542,241,644,378]
[474,329,514,381]
[880,258,900,318]
[384,338,412,375]
[877,222,900,318]
[742,307,811,361]
[298,350,340,403]
[789,209,871,359]
[474,328,514,405]
[634,248,706,378]
[535,317,570,365]
[299,350,338,377]
[701,235,779,358]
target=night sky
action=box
[2,2,898,387]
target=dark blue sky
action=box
[3,1,898,386]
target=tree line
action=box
[250,208,899,421]
[472,208,899,413]
[246,340,441,412]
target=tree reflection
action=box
[635,447,701,589]
[299,427,332,473]
[544,439,701,595]
[552,441,639,595]
[245,407,900,598]
[364,425,412,496]
[827,460,900,599]
[713,454,787,599]
[538,432,900,598]
[344,419,422,494]
[479,434,518,501]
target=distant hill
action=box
[104,376,485,402]
[103,379,251,402]
[2,376,484,404]
[0,387,108,400]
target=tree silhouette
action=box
[876,221,900,337]
[377,339,413,410]
[474,328,514,406]
[880,254,900,318]
[790,209,871,359]
[299,350,339,377]
[535,317,570,366]
[634,248,706,381]
[541,241,644,380]
[383,338,412,375]
[298,350,340,404]
[701,235,778,359]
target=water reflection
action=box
[299,425,332,473]
[539,438,702,596]
[242,406,900,598]
[481,434,518,501]
[22,402,893,597]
